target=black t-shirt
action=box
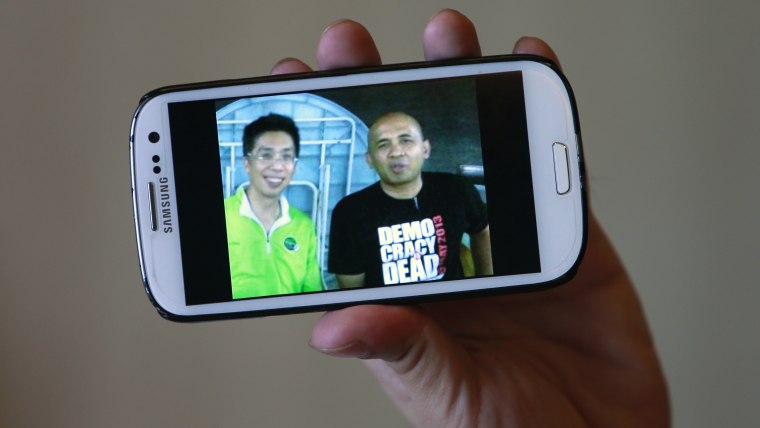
[328,172,488,287]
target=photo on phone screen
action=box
[167,71,541,305]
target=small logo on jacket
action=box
[284,236,299,251]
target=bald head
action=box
[368,112,425,144]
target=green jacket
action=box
[224,187,323,299]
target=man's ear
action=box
[365,151,373,169]
[423,139,431,159]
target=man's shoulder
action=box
[422,172,472,190]
[334,183,381,211]
[223,189,244,212]
[287,206,315,226]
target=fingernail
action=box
[513,36,534,52]
[274,57,300,67]
[322,18,351,35]
[428,8,460,22]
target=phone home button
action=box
[552,143,571,194]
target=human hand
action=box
[274,9,670,427]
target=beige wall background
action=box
[1,0,758,426]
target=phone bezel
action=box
[130,55,587,322]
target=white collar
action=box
[239,188,291,231]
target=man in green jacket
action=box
[224,113,322,299]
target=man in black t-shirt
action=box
[328,112,493,288]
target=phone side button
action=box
[552,143,571,195]
[148,182,158,231]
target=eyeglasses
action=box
[247,150,298,165]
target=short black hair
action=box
[242,113,300,156]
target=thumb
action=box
[310,305,473,424]
[310,305,431,361]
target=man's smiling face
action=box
[244,131,297,200]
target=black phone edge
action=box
[131,53,588,322]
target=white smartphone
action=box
[130,55,587,321]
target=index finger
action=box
[422,9,562,70]
[513,36,562,70]
[316,19,382,70]
[422,9,482,60]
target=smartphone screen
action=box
[165,70,541,305]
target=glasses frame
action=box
[246,150,299,165]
